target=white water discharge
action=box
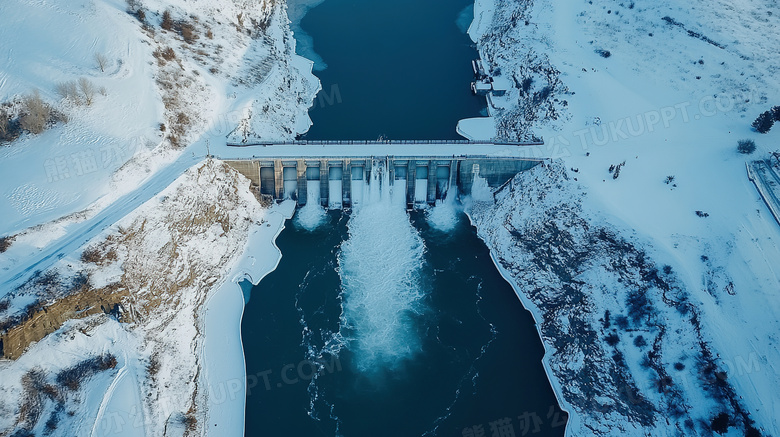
[351,178,365,207]
[338,160,426,372]
[284,180,298,199]
[470,174,493,202]
[427,186,460,232]
[414,178,429,204]
[328,179,343,209]
[295,180,326,230]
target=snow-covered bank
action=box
[0,160,291,436]
[466,0,780,433]
[0,0,319,283]
[1,0,319,433]
[469,161,774,435]
[202,200,294,435]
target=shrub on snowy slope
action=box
[125,0,147,22]
[161,9,174,31]
[737,139,756,154]
[0,235,13,253]
[19,91,64,135]
[55,353,118,391]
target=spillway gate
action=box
[225,154,542,209]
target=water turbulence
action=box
[426,186,460,233]
[469,173,493,202]
[338,159,427,373]
[296,175,327,231]
[244,162,567,436]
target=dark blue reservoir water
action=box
[295,0,486,140]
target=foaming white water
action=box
[296,180,326,230]
[414,177,428,203]
[284,180,298,199]
[470,174,494,202]
[328,179,342,209]
[338,160,426,372]
[350,178,365,207]
[427,186,460,232]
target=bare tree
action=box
[20,90,52,134]
[78,78,97,106]
[94,52,109,73]
[56,80,81,104]
[58,79,103,105]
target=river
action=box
[240,0,566,435]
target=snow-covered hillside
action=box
[0,0,317,262]
[0,0,317,434]
[469,0,780,435]
[470,162,772,436]
[0,0,163,233]
[0,160,288,436]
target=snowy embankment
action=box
[469,162,774,435]
[202,199,294,435]
[1,0,318,434]
[468,0,780,435]
[0,160,291,436]
[0,0,318,281]
[0,0,319,426]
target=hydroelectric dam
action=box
[223,140,546,209]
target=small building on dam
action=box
[222,140,545,209]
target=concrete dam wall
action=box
[225,156,540,208]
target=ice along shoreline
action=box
[201,201,296,435]
[200,1,322,433]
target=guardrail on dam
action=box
[224,153,543,209]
